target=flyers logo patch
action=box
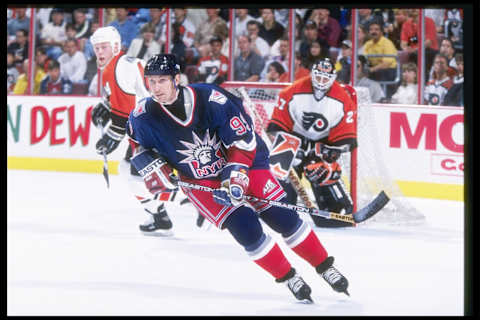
[302,112,329,132]
[208,89,227,105]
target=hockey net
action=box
[221,81,425,225]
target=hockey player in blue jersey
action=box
[126,53,350,302]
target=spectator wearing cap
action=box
[39,8,67,60]
[57,38,87,84]
[309,8,341,48]
[335,39,352,84]
[39,60,73,95]
[109,8,139,52]
[443,53,463,106]
[13,58,47,95]
[127,22,161,61]
[299,20,320,61]
[234,34,265,82]
[363,19,398,98]
[194,9,227,58]
[244,20,271,59]
[258,9,285,47]
[355,55,385,103]
[7,29,29,65]
[197,36,229,85]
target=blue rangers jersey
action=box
[127,83,270,180]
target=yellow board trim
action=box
[7,156,463,201]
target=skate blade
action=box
[141,230,174,237]
[300,297,314,304]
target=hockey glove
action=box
[96,127,124,155]
[131,148,178,195]
[213,164,249,207]
[314,143,343,163]
[304,161,342,187]
[91,101,111,128]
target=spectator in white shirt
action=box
[127,22,161,61]
[243,20,271,59]
[234,9,256,37]
[391,62,418,104]
[58,38,87,84]
[39,8,68,60]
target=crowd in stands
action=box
[7,7,464,106]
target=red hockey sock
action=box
[252,241,292,280]
[285,222,328,267]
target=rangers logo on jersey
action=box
[302,112,329,132]
[208,89,227,105]
[177,129,227,179]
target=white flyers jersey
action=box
[102,52,150,119]
[269,76,357,145]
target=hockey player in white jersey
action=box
[90,26,177,236]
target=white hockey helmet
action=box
[90,26,122,56]
[311,58,337,92]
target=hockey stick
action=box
[99,125,110,189]
[177,181,389,224]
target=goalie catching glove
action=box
[213,164,249,207]
[130,148,178,195]
[304,160,342,187]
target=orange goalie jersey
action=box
[101,52,150,132]
[268,76,357,148]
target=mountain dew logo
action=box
[177,129,227,178]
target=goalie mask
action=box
[311,58,337,92]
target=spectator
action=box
[363,19,398,98]
[145,8,166,45]
[35,46,51,73]
[401,8,439,76]
[357,24,369,54]
[7,8,29,40]
[39,8,67,60]
[58,38,87,84]
[197,36,229,85]
[194,9,227,58]
[274,9,290,28]
[186,8,208,31]
[234,35,265,81]
[258,8,285,47]
[391,62,418,104]
[65,23,81,46]
[160,8,196,56]
[444,9,463,48]
[109,8,139,52]
[83,20,100,61]
[39,60,73,95]
[385,8,408,50]
[293,51,311,80]
[235,9,256,37]
[356,55,385,103]
[424,54,454,106]
[358,8,375,30]
[304,39,329,70]
[310,8,342,48]
[425,8,445,33]
[127,22,161,61]
[429,38,458,80]
[213,22,230,59]
[263,60,287,83]
[7,51,20,94]
[443,53,463,106]
[36,8,54,31]
[335,39,352,84]
[299,20,321,61]
[261,36,290,81]
[13,59,47,95]
[245,20,271,59]
[73,8,92,40]
[132,8,151,27]
[7,29,29,65]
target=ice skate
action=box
[139,206,173,237]
[276,268,313,303]
[316,256,349,296]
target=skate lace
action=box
[322,266,342,285]
[287,274,305,293]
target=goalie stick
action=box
[177,181,389,224]
[236,86,389,225]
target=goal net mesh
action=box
[221,81,425,226]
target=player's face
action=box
[147,75,177,104]
[93,42,114,68]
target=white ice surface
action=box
[7,170,464,316]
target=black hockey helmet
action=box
[144,54,181,77]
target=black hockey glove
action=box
[96,127,124,155]
[304,160,342,187]
[91,101,111,128]
[313,143,343,163]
